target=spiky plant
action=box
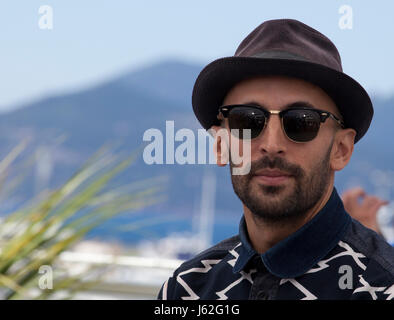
[0,142,165,299]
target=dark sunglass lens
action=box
[228,107,266,139]
[283,109,320,142]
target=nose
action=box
[254,114,287,155]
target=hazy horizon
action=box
[1,1,394,111]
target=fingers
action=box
[341,187,389,233]
[364,196,389,209]
[341,187,389,221]
[361,195,388,207]
[341,187,366,203]
[361,196,388,217]
[349,187,366,198]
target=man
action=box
[158,19,394,300]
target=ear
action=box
[330,128,356,171]
[211,125,229,167]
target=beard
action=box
[230,141,333,225]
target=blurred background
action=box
[0,0,393,299]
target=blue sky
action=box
[1,0,394,111]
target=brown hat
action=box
[192,19,373,143]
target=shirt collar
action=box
[233,187,351,278]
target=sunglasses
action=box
[218,104,345,143]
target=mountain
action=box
[117,60,203,107]
[0,59,393,243]
[335,96,394,195]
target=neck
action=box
[244,184,334,254]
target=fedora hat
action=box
[192,19,373,143]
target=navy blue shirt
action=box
[158,188,394,300]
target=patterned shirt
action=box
[158,188,394,300]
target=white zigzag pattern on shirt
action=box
[227,242,242,267]
[177,259,221,300]
[161,278,169,300]
[383,284,394,300]
[175,239,389,300]
[176,242,257,300]
[215,242,255,300]
[280,278,317,300]
[216,269,256,300]
[353,275,386,300]
[306,240,367,274]
[282,240,368,299]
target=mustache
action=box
[249,156,304,178]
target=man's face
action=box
[220,75,347,224]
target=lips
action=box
[253,169,292,185]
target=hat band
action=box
[250,50,309,62]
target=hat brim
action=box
[192,56,373,143]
